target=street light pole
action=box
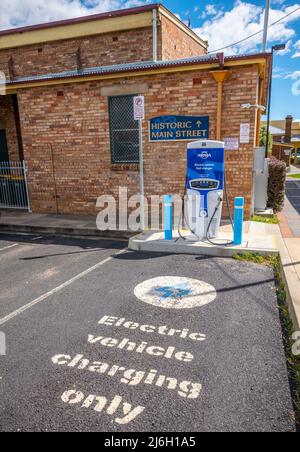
[265,44,286,158]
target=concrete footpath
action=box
[277,176,300,331]
[129,222,279,257]
[0,210,132,240]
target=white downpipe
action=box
[152,9,158,62]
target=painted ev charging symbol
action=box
[155,282,192,302]
[134,276,217,309]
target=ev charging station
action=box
[163,139,243,246]
[186,140,225,241]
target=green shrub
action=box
[267,157,286,213]
[259,126,273,153]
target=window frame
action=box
[108,94,140,164]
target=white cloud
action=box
[272,66,287,78]
[285,70,300,79]
[271,69,300,79]
[263,66,300,98]
[0,0,149,30]
[277,39,293,54]
[205,5,218,16]
[292,78,300,95]
[292,39,300,58]
[194,1,300,55]
[199,4,220,20]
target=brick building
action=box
[0,3,270,221]
[262,116,300,163]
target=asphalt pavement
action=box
[0,233,296,432]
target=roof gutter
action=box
[1,53,270,94]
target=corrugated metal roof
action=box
[8,54,220,85]
[269,125,285,135]
[6,52,270,87]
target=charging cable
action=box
[176,170,234,247]
[205,172,234,247]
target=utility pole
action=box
[262,0,270,52]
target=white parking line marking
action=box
[0,235,42,252]
[0,248,127,326]
[0,243,19,252]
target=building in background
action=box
[262,116,300,162]
[0,3,271,221]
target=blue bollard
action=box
[234,197,244,246]
[164,195,173,241]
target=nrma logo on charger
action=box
[197,151,212,159]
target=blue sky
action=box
[0,0,299,119]
[163,0,300,120]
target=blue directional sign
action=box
[149,115,209,142]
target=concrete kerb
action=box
[0,223,132,241]
[278,237,300,331]
[128,230,279,257]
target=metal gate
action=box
[0,161,30,210]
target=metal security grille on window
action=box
[109,95,139,163]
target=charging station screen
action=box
[186,148,225,191]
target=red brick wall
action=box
[0,27,154,79]
[17,65,259,219]
[160,15,207,60]
[272,144,292,167]
[0,19,208,80]
[0,95,20,161]
[222,66,258,218]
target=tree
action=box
[259,126,273,154]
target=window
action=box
[109,95,139,164]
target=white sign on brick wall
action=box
[240,123,250,144]
[134,96,145,121]
[224,137,239,151]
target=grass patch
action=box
[251,215,279,225]
[233,252,300,427]
[288,174,300,179]
[233,252,277,266]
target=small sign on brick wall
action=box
[133,96,145,121]
[240,123,250,144]
[224,137,239,151]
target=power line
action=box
[208,5,300,53]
